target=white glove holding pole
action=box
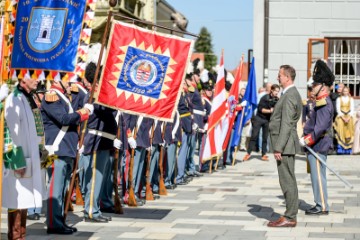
[0,84,9,102]
[113,138,122,149]
[192,123,199,131]
[240,100,247,107]
[84,103,94,115]
[128,136,137,149]
[78,145,84,155]
[299,137,306,147]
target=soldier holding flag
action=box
[41,77,93,234]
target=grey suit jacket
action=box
[269,86,302,155]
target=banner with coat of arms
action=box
[96,20,193,122]
[9,0,96,81]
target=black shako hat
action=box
[312,60,335,87]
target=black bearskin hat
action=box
[312,60,335,87]
[85,62,97,84]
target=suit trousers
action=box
[276,154,298,220]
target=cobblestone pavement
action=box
[1,152,360,240]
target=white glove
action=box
[192,123,199,131]
[84,103,94,115]
[128,136,137,149]
[78,145,84,155]
[113,138,122,149]
[159,141,165,147]
[0,84,9,102]
[240,100,247,107]
[146,146,153,152]
[299,137,306,147]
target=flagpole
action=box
[232,109,245,166]
[63,11,113,222]
[0,2,11,231]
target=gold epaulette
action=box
[71,84,79,93]
[302,99,307,105]
[315,98,327,107]
[188,86,195,93]
[45,91,59,102]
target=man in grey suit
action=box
[267,65,302,228]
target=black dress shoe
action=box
[101,207,115,213]
[176,180,188,185]
[193,171,203,177]
[64,224,77,232]
[84,216,108,223]
[305,207,329,215]
[47,227,73,235]
[27,213,40,220]
[153,195,160,200]
[99,215,112,221]
[165,185,174,190]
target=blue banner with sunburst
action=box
[11,0,86,72]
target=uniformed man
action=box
[186,73,204,177]
[164,110,181,189]
[42,77,93,234]
[176,84,193,185]
[120,113,139,205]
[133,116,153,203]
[299,60,335,216]
[143,120,163,197]
[79,62,121,222]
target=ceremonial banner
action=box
[201,52,227,162]
[96,20,193,122]
[11,0,89,76]
[231,57,257,148]
[222,57,244,151]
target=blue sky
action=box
[166,0,253,70]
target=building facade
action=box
[91,0,188,42]
[254,0,360,98]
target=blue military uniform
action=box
[176,93,193,184]
[70,82,88,198]
[120,113,137,199]
[41,86,84,232]
[81,99,117,221]
[145,120,163,194]
[164,111,181,188]
[303,95,333,213]
[133,117,153,199]
[186,87,205,176]
[302,59,335,216]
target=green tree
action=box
[194,27,217,71]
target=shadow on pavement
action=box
[107,208,171,220]
[247,204,280,221]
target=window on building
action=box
[327,38,360,97]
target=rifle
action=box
[112,113,124,214]
[158,123,167,196]
[127,125,138,207]
[305,146,353,189]
[145,123,155,201]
